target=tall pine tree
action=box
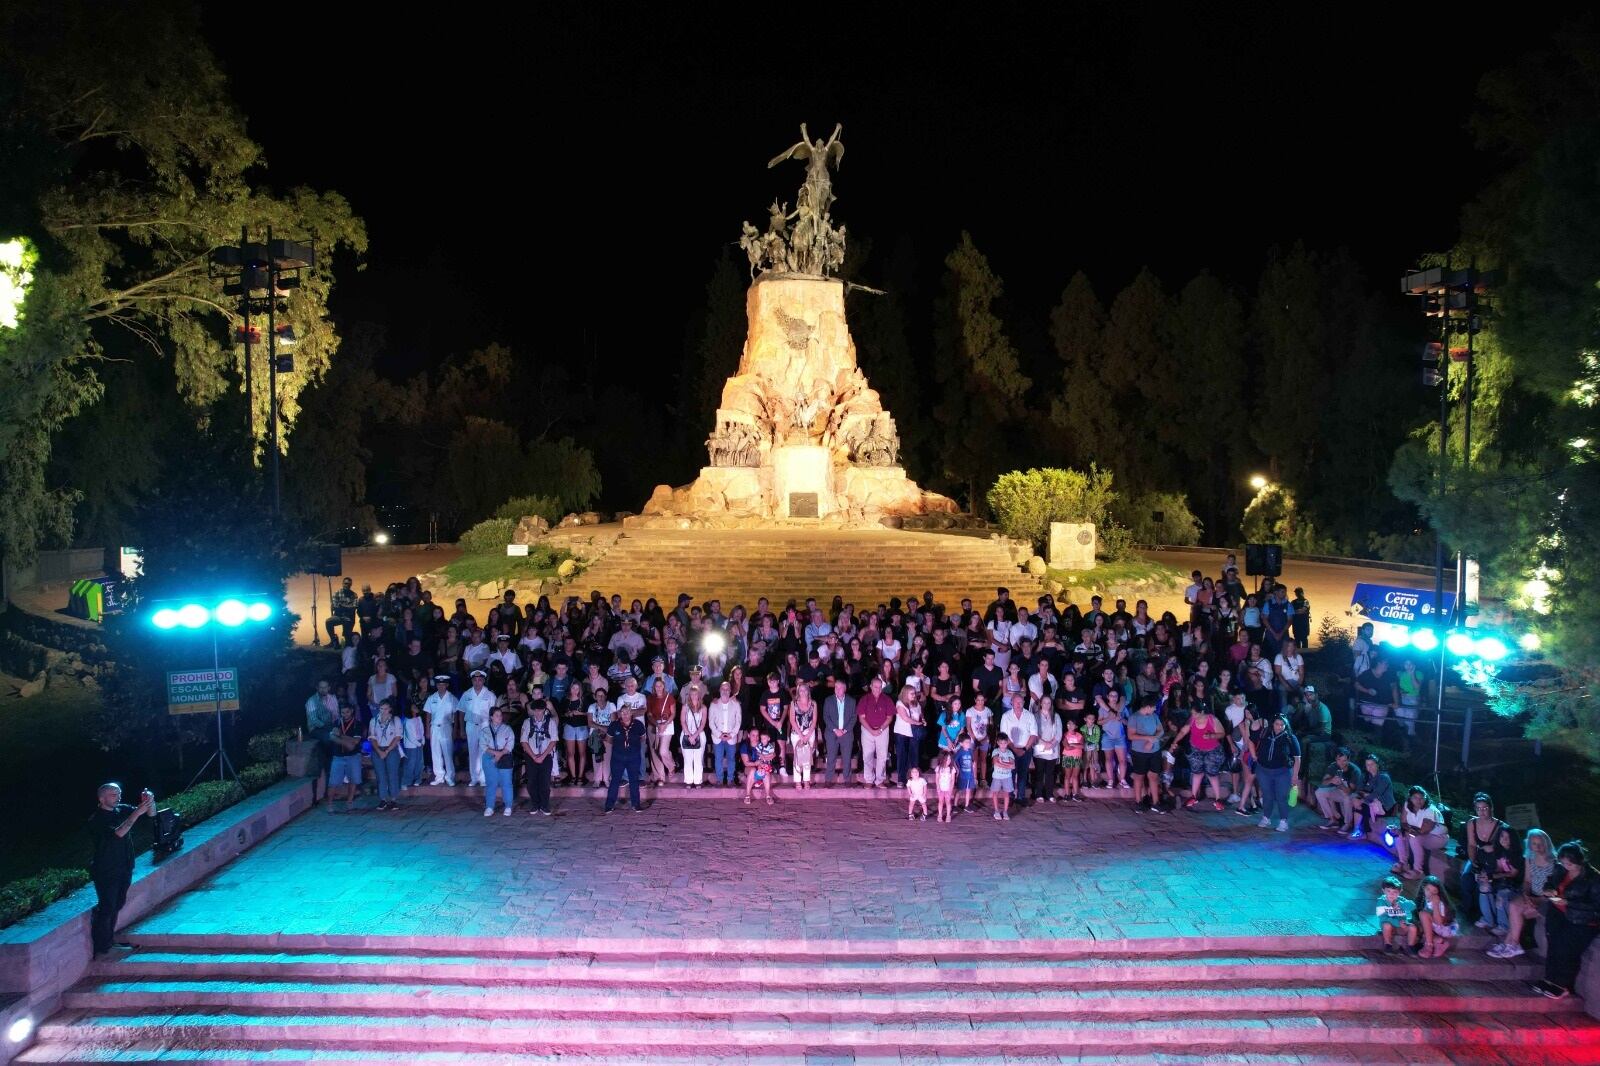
[1048,271,1110,470]
[931,232,1030,510]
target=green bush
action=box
[0,867,90,928]
[245,728,295,765]
[457,517,517,555]
[987,466,1118,552]
[1113,491,1203,546]
[494,494,563,525]
[1241,485,1338,555]
[240,760,286,793]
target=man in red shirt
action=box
[856,675,895,787]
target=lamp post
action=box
[210,233,315,517]
[150,594,276,788]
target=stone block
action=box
[1027,555,1048,577]
[511,515,549,544]
[556,559,579,580]
[1049,521,1097,571]
[475,581,500,600]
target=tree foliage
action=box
[932,232,1030,508]
[986,466,1119,554]
[0,0,365,562]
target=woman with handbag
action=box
[645,677,678,785]
[679,685,708,787]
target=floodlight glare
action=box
[152,608,180,630]
[1248,474,1268,490]
[702,631,726,656]
[1445,631,1475,657]
[1383,628,1411,650]
[1519,632,1542,653]
[1410,628,1439,652]
[1474,636,1509,662]
[6,1016,33,1045]
[373,531,390,545]
[246,601,272,622]
[177,604,210,628]
[214,599,248,627]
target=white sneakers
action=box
[1277,820,1289,832]
[1258,816,1272,828]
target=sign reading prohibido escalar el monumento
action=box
[167,668,241,715]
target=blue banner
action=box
[1350,583,1455,627]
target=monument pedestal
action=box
[640,274,958,528]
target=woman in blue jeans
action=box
[480,707,516,816]
[1250,714,1301,833]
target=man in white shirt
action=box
[708,680,743,786]
[490,633,522,677]
[803,609,833,654]
[423,675,460,786]
[459,670,498,787]
[461,629,491,673]
[1009,607,1038,650]
[998,695,1038,804]
[608,618,645,662]
[615,673,647,717]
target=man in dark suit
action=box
[821,678,858,786]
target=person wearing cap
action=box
[1295,684,1333,793]
[642,654,678,697]
[368,698,405,811]
[490,633,521,677]
[356,583,381,636]
[520,686,558,814]
[608,616,646,662]
[460,669,497,788]
[424,675,461,786]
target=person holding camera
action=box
[88,782,153,955]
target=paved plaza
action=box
[131,793,1383,943]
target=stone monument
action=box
[638,125,958,528]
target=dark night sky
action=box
[204,7,1560,381]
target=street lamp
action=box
[149,594,276,787]
[210,231,315,518]
[1248,474,1268,491]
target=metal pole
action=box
[240,226,253,453]
[1432,264,1450,775]
[266,226,280,518]
[213,627,224,783]
[1457,261,1479,771]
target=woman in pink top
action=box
[1168,704,1231,810]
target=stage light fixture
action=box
[1409,628,1439,652]
[246,601,273,622]
[1445,631,1475,657]
[152,608,180,630]
[1473,636,1509,662]
[214,599,249,627]
[177,604,210,628]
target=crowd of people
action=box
[308,556,1332,823]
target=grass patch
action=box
[441,548,570,588]
[1047,559,1185,592]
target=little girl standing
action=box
[1061,717,1085,801]
[991,736,1016,821]
[1081,711,1102,788]
[934,751,957,822]
[1416,875,1459,958]
[906,767,929,821]
[400,703,427,788]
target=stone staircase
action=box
[571,527,1043,609]
[20,934,1600,1063]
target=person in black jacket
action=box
[88,783,152,955]
[1533,840,1600,1000]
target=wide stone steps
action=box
[569,529,1045,606]
[22,939,1600,1064]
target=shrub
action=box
[0,868,90,928]
[987,466,1118,552]
[494,494,563,525]
[457,517,517,555]
[1241,485,1338,554]
[1114,491,1203,546]
[239,760,286,793]
[245,728,295,766]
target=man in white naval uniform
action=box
[459,668,498,787]
[423,675,460,786]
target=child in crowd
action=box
[934,751,957,822]
[1416,875,1458,958]
[400,702,426,788]
[955,735,977,812]
[1081,711,1102,787]
[906,766,929,821]
[1061,717,1085,801]
[991,736,1015,821]
[966,696,992,793]
[1377,875,1418,954]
